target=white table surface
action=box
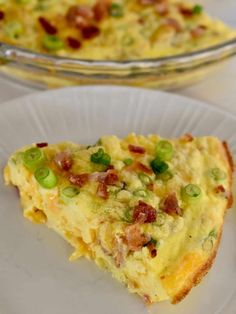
[0,57,235,116]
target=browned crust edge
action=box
[171,141,234,304]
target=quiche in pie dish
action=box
[0,0,235,60]
[4,133,233,304]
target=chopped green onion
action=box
[23,147,45,172]
[108,186,121,195]
[123,208,133,223]
[42,35,64,51]
[202,237,213,251]
[156,140,174,161]
[133,189,148,198]
[192,4,203,14]
[210,168,226,181]
[34,167,57,189]
[155,212,166,227]
[5,21,23,39]
[209,229,218,239]
[91,148,111,166]
[109,3,124,17]
[123,158,133,166]
[157,170,173,182]
[138,173,152,185]
[150,158,169,175]
[62,186,79,198]
[182,184,201,200]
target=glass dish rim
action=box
[1,37,236,69]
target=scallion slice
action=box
[155,212,166,227]
[123,208,133,223]
[193,4,203,14]
[123,158,133,166]
[210,168,226,181]
[62,186,79,198]
[23,147,45,172]
[34,167,57,189]
[138,173,152,185]
[157,170,173,182]
[42,35,64,51]
[91,148,111,166]
[156,140,174,161]
[182,184,201,201]
[109,3,124,17]
[150,158,169,175]
[133,189,148,198]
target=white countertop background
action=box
[0,57,235,116]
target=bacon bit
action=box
[191,25,207,38]
[97,182,109,199]
[128,144,146,154]
[147,243,157,258]
[66,5,94,29]
[182,133,194,142]
[104,170,119,185]
[54,152,73,171]
[0,11,5,20]
[125,161,152,175]
[113,235,127,267]
[147,183,154,192]
[36,142,48,148]
[106,164,114,170]
[162,193,182,216]
[143,294,152,305]
[133,201,157,223]
[165,18,182,32]
[38,17,58,35]
[68,173,89,187]
[155,2,168,16]
[67,37,82,49]
[125,224,150,251]
[179,6,193,17]
[215,185,226,194]
[93,0,110,22]
[81,25,100,39]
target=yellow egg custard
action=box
[4,133,234,304]
[0,0,235,60]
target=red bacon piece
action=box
[139,0,157,5]
[125,161,152,175]
[165,18,182,32]
[215,185,226,194]
[104,170,119,185]
[133,201,157,223]
[162,193,182,216]
[81,25,100,39]
[128,144,146,154]
[179,6,193,17]
[93,0,110,22]
[67,37,82,49]
[54,152,73,171]
[191,25,207,38]
[38,17,57,35]
[147,242,157,258]
[97,182,109,199]
[68,173,89,187]
[66,5,94,28]
[0,11,5,20]
[125,224,150,251]
[36,142,48,148]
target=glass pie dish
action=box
[0,0,235,90]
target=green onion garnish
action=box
[123,208,133,223]
[182,184,201,201]
[138,173,152,185]
[123,158,133,166]
[34,167,57,189]
[133,189,148,198]
[209,229,218,239]
[202,237,213,251]
[192,4,203,14]
[150,158,169,175]
[155,212,166,227]
[5,21,23,39]
[156,140,174,161]
[109,3,124,17]
[90,148,111,166]
[156,170,173,182]
[23,147,45,172]
[42,35,64,51]
[62,186,79,198]
[210,168,226,181]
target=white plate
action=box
[0,86,235,314]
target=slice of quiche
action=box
[4,133,233,304]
